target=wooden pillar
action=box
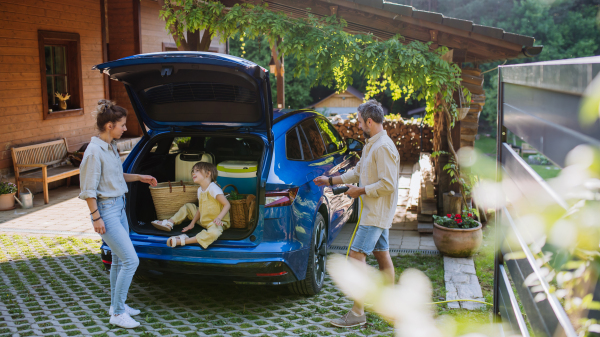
[276,56,284,109]
[271,39,285,109]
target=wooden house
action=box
[0,0,226,179]
[307,86,388,119]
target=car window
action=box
[315,118,345,153]
[298,126,314,160]
[300,119,326,158]
[286,127,303,160]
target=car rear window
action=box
[300,119,326,158]
[144,82,256,104]
[286,128,302,160]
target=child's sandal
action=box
[151,220,173,232]
[167,234,188,248]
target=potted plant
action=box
[432,210,482,257]
[0,180,18,211]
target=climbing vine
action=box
[160,0,465,121]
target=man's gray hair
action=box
[357,99,384,124]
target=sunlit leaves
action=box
[159,0,462,119]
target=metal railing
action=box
[494,56,600,336]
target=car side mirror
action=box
[346,138,364,153]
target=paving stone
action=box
[417,223,433,233]
[400,242,419,249]
[402,231,419,238]
[443,256,485,311]
[398,176,411,189]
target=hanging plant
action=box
[159,0,466,122]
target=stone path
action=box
[443,256,486,310]
[330,223,437,254]
[0,187,93,236]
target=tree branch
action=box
[187,30,200,51]
[199,28,213,51]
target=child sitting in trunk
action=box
[151,162,231,249]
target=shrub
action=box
[433,212,479,229]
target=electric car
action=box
[94,52,362,295]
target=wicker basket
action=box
[149,181,199,220]
[223,184,255,229]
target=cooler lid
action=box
[217,161,258,173]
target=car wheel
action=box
[288,212,327,296]
[348,197,360,223]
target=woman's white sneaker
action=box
[109,304,141,316]
[109,313,140,329]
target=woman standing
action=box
[79,100,157,329]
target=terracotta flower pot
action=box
[0,193,16,211]
[433,222,482,258]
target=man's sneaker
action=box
[109,304,141,316]
[109,313,140,329]
[330,310,367,328]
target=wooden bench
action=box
[11,138,80,204]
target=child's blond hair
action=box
[191,162,218,183]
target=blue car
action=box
[93,52,362,295]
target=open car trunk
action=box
[127,133,264,240]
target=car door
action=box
[313,118,356,234]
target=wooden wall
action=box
[0,0,105,173]
[313,92,363,108]
[140,0,227,54]
[141,0,175,54]
[107,0,143,138]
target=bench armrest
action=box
[16,164,48,168]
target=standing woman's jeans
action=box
[95,195,139,315]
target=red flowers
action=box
[467,213,473,217]
[446,214,452,218]
[455,214,461,218]
[456,219,463,224]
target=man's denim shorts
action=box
[350,225,389,255]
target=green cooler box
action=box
[216,161,258,196]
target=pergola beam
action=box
[234,0,524,63]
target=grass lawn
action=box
[530,164,562,180]
[475,134,562,181]
[366,225,496,335]
[474,135,497,155]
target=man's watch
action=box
[329,177,333,186]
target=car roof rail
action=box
[273,109,317,124]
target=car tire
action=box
[288,212,327,296]
[348,197,360,223]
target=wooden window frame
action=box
[38,30,84,120]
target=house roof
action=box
[233,0,543,63]
[308,85,363,108]
[307,86,389,114]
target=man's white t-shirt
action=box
[198,182,224,200]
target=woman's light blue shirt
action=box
[79,137,128,200]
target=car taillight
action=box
[256,271,288,277]
[265,188,298,208]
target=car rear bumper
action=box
[138,258,298,285]
[100,241,308,285]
